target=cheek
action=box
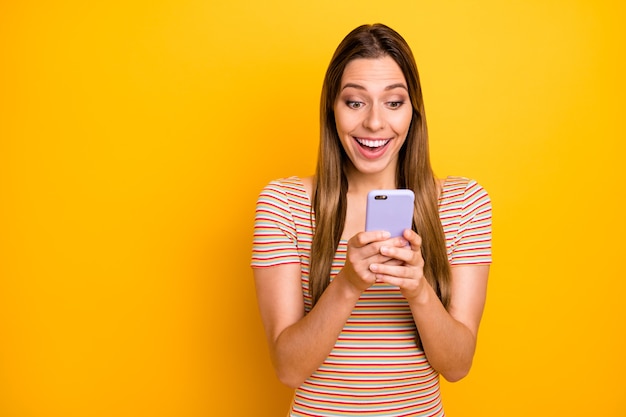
[333,110,354,135]
[391,110,413,132]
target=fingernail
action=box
[369,264,378,272]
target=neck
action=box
[345,165,397,196]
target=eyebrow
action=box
[341,82,408,91]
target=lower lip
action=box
[354,138,391,160]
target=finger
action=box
[378,236,409,248]
[350,230,392,248]
[362,252,398,268]
[348,244,395,264]
[379,244,413,264]
[369,263,413,279]
[398,230,424,266]
[377,274,424,294]
[402,229,422,250]
[382,258,404,266]
[376,274,406,287]
[357,236,408,265]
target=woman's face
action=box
[334,56,412,179]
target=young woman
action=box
[251,23,492,417]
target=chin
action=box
[354,161,394,176]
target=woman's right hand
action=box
[340,231,409,293]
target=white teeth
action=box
[356,138,390,148]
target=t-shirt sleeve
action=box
[250,180,301,268]
[449,179,492,266]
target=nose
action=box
[363,104,384,131]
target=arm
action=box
[371,230,489,382]
[254,231,406,388]
[253,264,361,388]
[405,263,488,381]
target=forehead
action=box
[341,56,406,86]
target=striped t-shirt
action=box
[251,176,492,417]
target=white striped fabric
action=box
[251,176,492,416]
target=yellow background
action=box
[1,1,624,416]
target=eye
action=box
[387,101,404,109]
[346,101,364,109]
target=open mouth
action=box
[355,137,391,150]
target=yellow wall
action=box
[1,1,624,416]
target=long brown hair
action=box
[310,23,451,309]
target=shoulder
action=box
[439,177,492,265]
[258,176,308,199]
[299,175,314,200]
[256,176,312,214]
[439,176,492,224]
[440,176,490,204]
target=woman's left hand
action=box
[369,228,428,301]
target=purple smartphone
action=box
[365,189,415,238]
